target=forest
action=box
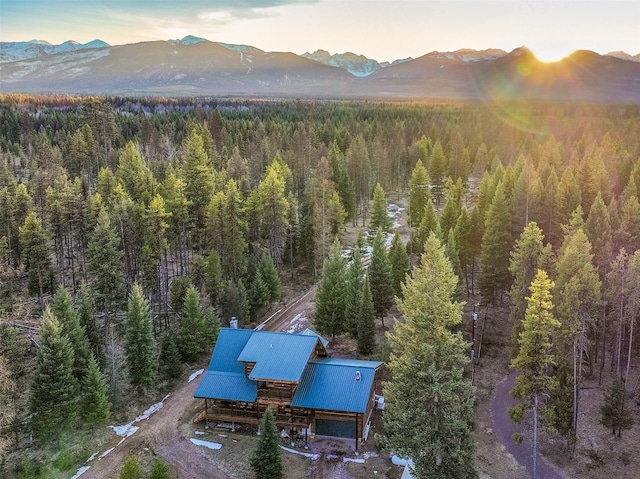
[0,93,639,478]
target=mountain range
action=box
[1,37,639,102]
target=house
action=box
[193,327,383,449]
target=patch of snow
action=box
[326,454,339,459]
[190,438,222,450]
[286,313,307,333]
[189,369,204,382]
[195,430,207,435]
[86,452,98,462]
[363,451,378,459]
[281,446,320,460]
[100,447,115,458]
[108,394,169,438]
[109,424,139,438]
[392,455,411,466]
[220,43,248,52]
[344,457,365,464]
[217,433,228,437]
[444,53,455,60]
[69,466,91,479]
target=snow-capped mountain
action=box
[0,39,110,63]
[302,49,411,77]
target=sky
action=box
[1,1,639,63]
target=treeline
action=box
[1,94,640,464]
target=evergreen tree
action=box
[159,330,182,380]
[124,284,158,390]
[52,284,91,380]
[388,232,410,298]
[357,277,376,356]
[86,208,125,314]
[259,255,282,302]
[480,181,513,303]
[508,222,546,353]
[120,456,142,479]
[204,249,222,306]
[369,230,394,329]
[385,234,477,479]
[314,240,347,339]
[250,408,282,479]
[178,286,206,361]
[169,276,192,315]
[510,270,560,478]
[221,279,250,326]
[344,247,365,338]
[369,183,392,233]
[411,200,438,255]
[203,306,221,349]
[30,308,78,440]
[600,377,633,437]
[408,159,432,228]
[149,459,172,479]
[430,140,448,205]
[19,211,54,298]
[77,282,104,366]
[80,354,111,426]
[249,270,271,321]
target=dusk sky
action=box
[1,1,638,63]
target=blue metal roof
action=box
[194,371,257,402]
[194,328,257,401]
[207,328,253,374]
[291,359,383,413]
[238,331,319,382]
[298,328,329,348]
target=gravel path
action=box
[491,372,566,479]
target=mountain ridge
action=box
[1,37,638,102]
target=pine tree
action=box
[178,286,206,361]
[344,247,365,338]
[600,377,633,437]
[369,183,392,233]
[510,270,559,478]
[80,354,111,426]
[250,408,282,479]
[0,355,15,461]
[19,211,54,298]
[259,255,282,302]
[508,222,546,353]
[30,308,78,440]
[53,284,91,380]
[120,455,142,479]
[357,277,376,356]
[149,459,172,479]
[314,240,347,339]
[368,230,394,329]
[125,284,158,390]
[203,306,221,349]
[480,181,513,303]
[411,200,438,255]
[388,232,410,298]
[86,208,125,314]
[204,249,222,306]
[430,140,448,205]
[159,330,182,380]
[408,159,432,228]
[77,282,104,366]
[385,234,477,479]
[249,270,271,321]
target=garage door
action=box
[316,419,356,439]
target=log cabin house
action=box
[194,327,383,449]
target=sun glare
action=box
[531,48,572,63]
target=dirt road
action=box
[491,372,566,479]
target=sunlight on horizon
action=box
[531,48,574,63]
